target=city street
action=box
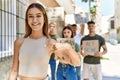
[0,0,119,80]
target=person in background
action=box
[49,22,58,80]
[56,26,80,80]
[8,3,80,80]
[80,23,85,36]
[71,24,82,80]
[80,21,108,80]
[71,24,83,45]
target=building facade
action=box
[115,0,120,42]
[0,0,29,59]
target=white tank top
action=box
[19,36,50,78]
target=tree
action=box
[90,5,96,21]
[81,0,102,34]
[81,0,96,20]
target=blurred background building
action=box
[115,0,120,43]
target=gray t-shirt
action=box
[81,34,105,64]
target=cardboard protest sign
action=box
[82,40,99,55]
[57,38,75,49]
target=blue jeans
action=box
[76,66,81,80]
[57,63,77,80]
[49,60,56,80]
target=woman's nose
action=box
[33,17,38,22]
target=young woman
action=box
[56,26,80,80]
[8,3,80,80]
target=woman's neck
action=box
[29,30,43,39]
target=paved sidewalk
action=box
[0,57,13,80]
[101,42,120,80]
[103,76,120,80]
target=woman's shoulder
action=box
[75,43,79,47]
[14,37,25,47]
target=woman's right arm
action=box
[8,38,24,80]
[54,43,80,66]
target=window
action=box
[111,20,114,29]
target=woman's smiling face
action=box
[27,8,44,31]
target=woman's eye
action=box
[37,15,41,17]
[63,32,66,34]
[28,16,33,18]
